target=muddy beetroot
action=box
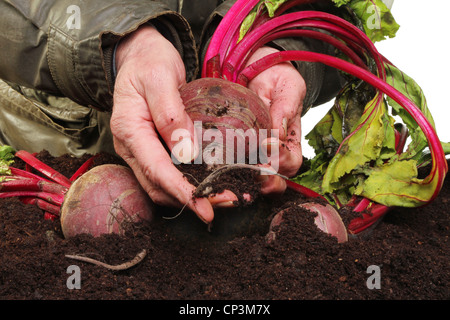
[267,202,348,244]
[179,77,272,165]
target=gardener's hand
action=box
[111,25,218,224]
[246,46,306,194]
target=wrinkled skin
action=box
[111,25,306,224]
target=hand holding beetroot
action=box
[111,25,306,223]
[112,25,223,224]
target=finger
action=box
[114,140,182,207]
[138,136,213,223]
[208,190,239,207]
[278,113,303,177]
[143,73,199,164]
[259,173,287,195]
[269,74,305,141]
[112,98,214,223]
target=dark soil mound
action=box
[1,151,448,303]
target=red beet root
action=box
[180,77,272,165]
[60,164,154,238]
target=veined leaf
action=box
[333,0,400,42]
[355,159,439,207]
[384,63,435,162]
[239,0,288,41]
[322,91,396,193]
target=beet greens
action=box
[202,0,449,233]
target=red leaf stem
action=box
[224,27,369,82]
[203,0,261,76]
[19,197,61,216]
[347,204,390,235]
[0,191,64,206]
[9,167,53,183]
[70,155,99,181]
[14,150,72,188]
[225,11,385,81]
[285,179,325,199]
[0,179,68,194]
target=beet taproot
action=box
[60,164,154,238]
[180,78,272,165]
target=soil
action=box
[0,151,448,302]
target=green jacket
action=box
[0,0,342,155]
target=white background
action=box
[301,1,450,158]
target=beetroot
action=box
[179,77,272,165]
[60,164,154,238]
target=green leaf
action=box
[384,63,435,162]
[0,145,15,176]
[332,0,352,6]
[239,0,288,41]
[333,0,400,42]
[442,142,450,155]
[263,0,287,16]
[355,159,438,207]
[322,91,396,192]
[291,151,329,195]
[304,107,343,157]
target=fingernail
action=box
[172,138,197,164]
[214,201,236,208]
[262,140,279,157]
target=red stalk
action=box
[285,179,325,199]
[222,11,385,81]
[203,0,261,76]
[203,0,323,77]
[224,27,369,82]
[347,203,390,235]
[9,167,53,183]
[395,124,409,154]
[0,179,68,194]
[0,191,64,206]
[70,155,99,181]
[353,197,371,212]
[14,150,72,188]
[19,197,61,216]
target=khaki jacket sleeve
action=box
[199,0,345,113]
[0,0,198,111]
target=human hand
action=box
[245,46,306,194]
[111,25,230,224]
